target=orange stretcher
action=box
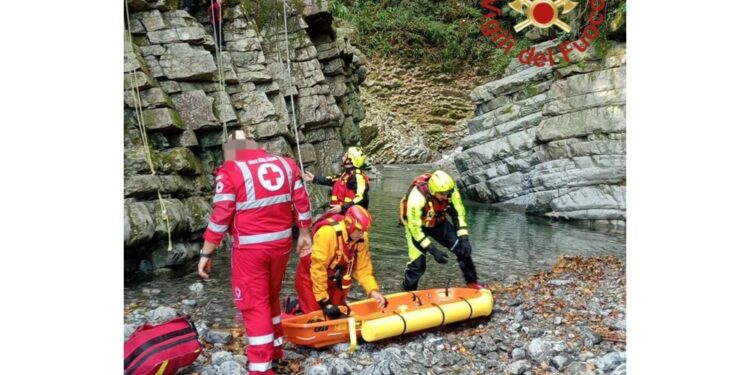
[281,287,493,351]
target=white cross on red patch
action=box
[257,163,284,191]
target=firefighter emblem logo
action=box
[509,0,578,33]
[257,163,285,192]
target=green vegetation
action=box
[331,0,527,74]
[330,0,625,75]
[243,0,285,30]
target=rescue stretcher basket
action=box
[281,287,493,350]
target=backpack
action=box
[399,172,432,226]
[124,316,202,375]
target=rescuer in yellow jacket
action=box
[294,205,386,319]
[400,170,481,291]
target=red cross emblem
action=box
[257,163,285,192]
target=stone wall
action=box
[455,42,626,231]
[124,0,367,280]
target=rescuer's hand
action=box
[297,227,312,258]
[318,299,342,320]
[302,171,315,182]
[198,256,213,279]
[455,237,472,258]
[198,242,217,279]
[427,245,449,264]
[326,205,342,215]
[370,290,387,309]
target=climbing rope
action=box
[209,0,229,142]
[279,1,328,211]
[282,1,306,175]
[125,0,173,251]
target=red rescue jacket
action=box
[203,149,312,250]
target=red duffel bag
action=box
[124,316,202,375]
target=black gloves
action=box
[426,244,449,264]
[455,237,472,257]
[318,299,342,320]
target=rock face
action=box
[124,0,367,280]
[358,57,480,164]
[455,43,626,230]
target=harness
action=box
[399,173,451,228]
[312,217,360,291]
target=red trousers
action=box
[232,247,291,375]
[294,255,348,314]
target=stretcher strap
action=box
[431,303,446,327]
[393,311,408,335]
[411,293,422,306]
[459,297,474,319]
[347,317,357,353]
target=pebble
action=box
[211,351,234,366]
[507,360,531,374]
[582,328,602,347]
[144,306,177,323]
[578,351,596,361]
[189,282,204,295]
[142,288,161,296]
[528,338,552,362]
[566,361,596,375]
[549,279,573,286]
[596,351,625,371]
[217,360,247,375]
[552,353,572,369]
[205,330,232,344]
[612,319,626,331]
[124,324,136,341]
[511,348,526,360]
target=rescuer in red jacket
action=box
[303,146,370,216]
[198,133,312,375]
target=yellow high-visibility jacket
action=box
[406,186,469,250]
[310,221,379,302]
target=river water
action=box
[124,165,625,327]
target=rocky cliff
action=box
[358,57,481,164]
[124,0,367,281]
[455,42,626,231]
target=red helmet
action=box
[344,205,372,234]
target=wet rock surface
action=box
[124,256,625,374]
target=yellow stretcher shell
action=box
[282,287,493,349]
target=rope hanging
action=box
[280,1,327,211]
[282,1,305,175]
[209,0,229,143]
[125,0,173,251]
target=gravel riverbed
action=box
[124,256,625,375]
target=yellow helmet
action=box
[428,170,455,195]
[345,146,367,168]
